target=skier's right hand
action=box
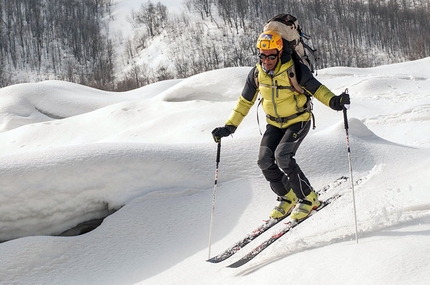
[211,125,237,143]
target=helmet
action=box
[256,31,283,51]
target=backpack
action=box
[264,13,318,73]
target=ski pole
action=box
[208,140,221,259]
[342,97,359,243]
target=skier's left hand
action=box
[329,92,350,111]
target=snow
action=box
[0,56,430,284]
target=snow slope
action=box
[0,58,430,284]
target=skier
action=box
[212,30,350,220]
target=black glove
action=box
[329,92,351,111]
[211,125,237,143]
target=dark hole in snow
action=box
[0,205,119,243]
[58,209,117,237]
[58,218,105,236]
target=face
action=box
[258,48,282,71]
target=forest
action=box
[0,0,114,89]
[0,0,429,91]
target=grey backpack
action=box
[264,14,318,73]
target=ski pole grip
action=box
[343,107,349,130]
[216,141,221,163]
[342,88,350,131]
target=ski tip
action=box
[226,259,248,268]
[207,256,225,263]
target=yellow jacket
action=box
[226,55,335,129]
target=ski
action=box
[227,193,342,268]
[207,214,288,263]
[206,176,347,263]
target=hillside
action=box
[1,0,429,90]
[0,57,429,284]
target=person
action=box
[211,30,350,221]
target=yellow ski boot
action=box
[270,190,297,219]
[290,190,321,220]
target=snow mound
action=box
[158,67,251,102]
[1,57,430,285]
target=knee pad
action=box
[257,146,275,170]
[274,142,295,170]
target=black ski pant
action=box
[257,120,312,200]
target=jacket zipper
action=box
[272,78,283,127]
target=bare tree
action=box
[185,0,213,19]
[132,1,168,37]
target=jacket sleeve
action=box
[296,61,335,107]
[225,67,259,127]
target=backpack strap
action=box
[253,68,264,135]
[253,67,259,87]
[265,98,316,129]
[287,64,305,94]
